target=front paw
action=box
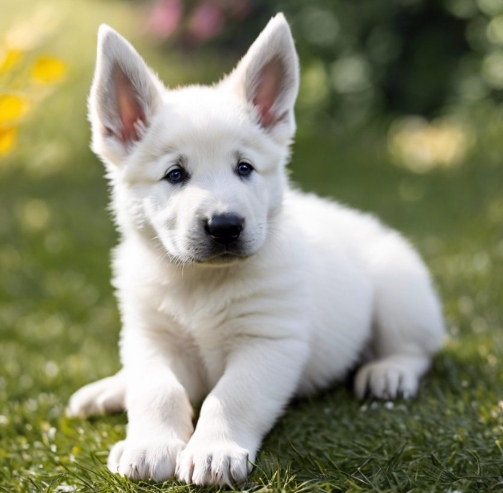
[108,437,186,482]
[175,437,254,486]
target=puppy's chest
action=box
[156,280,238,388]
[158,281,230,333]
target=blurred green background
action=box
[1,0,503,491]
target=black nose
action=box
[205,213,244,246]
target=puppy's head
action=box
[89,14,299,266]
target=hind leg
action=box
[67,370,126,418]
[355,232,444,400]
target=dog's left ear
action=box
[223,13,299,143]
[89,25,164,165]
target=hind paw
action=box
[67,372,125,418]
[354,359,420,400]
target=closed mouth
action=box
[196,251,251,264]
[163,239,256,266]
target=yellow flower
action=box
[0,94,27,123]
[0,48,23,74]
[0,127,17,156]
[31,56,66,84]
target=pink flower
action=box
[147,0,183,39]
[188,2,225,41]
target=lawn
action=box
[1,1,503,492]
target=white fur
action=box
[67,14,444,486]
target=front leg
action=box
[108,330,197,482]
[176,335,308,486]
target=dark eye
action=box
[236,162,253,177]
[163,166,187,184]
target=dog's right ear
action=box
[222,14,299,145]
[89,25,163,165]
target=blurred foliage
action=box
[145,0,503,131]
[0,8,67,157]
[0,0,503,492]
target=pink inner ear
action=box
[113,67,145,144]
[253,58,283,128]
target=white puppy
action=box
[67,14,444,486]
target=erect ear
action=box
[88,25,164,165]
[224,13,299,142]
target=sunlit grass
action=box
[387,115,476,173]
[1,1,503,492]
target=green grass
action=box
[2,1,503,492]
